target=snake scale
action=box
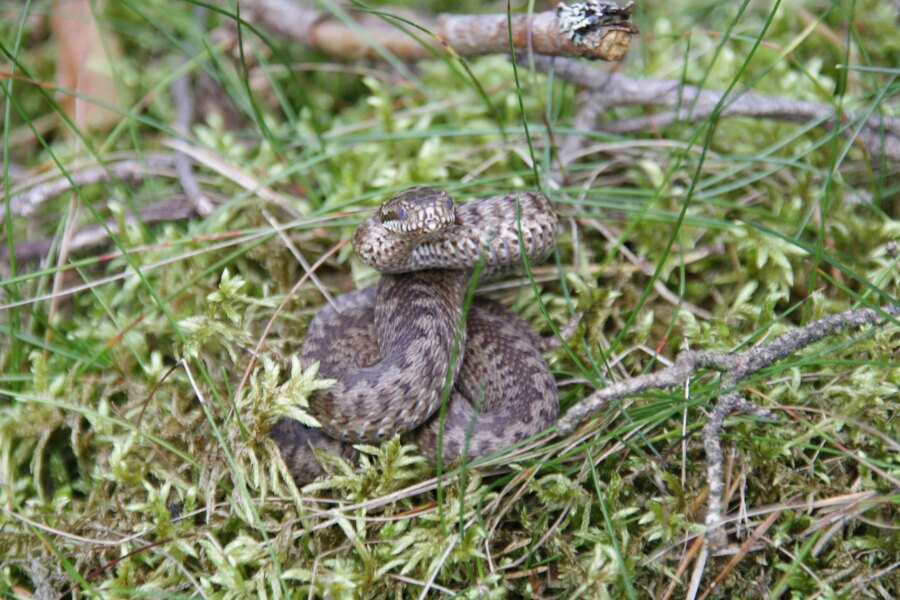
[270,187,561,483]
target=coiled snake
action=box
[270,187,561,483]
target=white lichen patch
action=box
[557,1,633,45]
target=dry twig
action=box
[558,303,900,548]
[241,0,637,62]
[0,198,198,269]
[172,56,216,218]
[3,154,177,225]
[527,55,900,163]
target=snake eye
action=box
[397,206,408,220]
[444,196,453,210]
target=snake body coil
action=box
[271,188,560,483]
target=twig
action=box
[498,498,573,572]
[4,154,177,224]
[528,55,900,163]
[418,533,459,600]
[231,238,349,417]
[557,303,900,548]
[838,560,900,597]
[162,138,306,215]
[241,0,637,62]
[660,534,704,600]
[390,574,456,596]
[172,56,216,217]
[1,506,149,547]
[580,216,713,320]
[561,88,613,161]
[701,392,772,549]
[557,305,900,433]
[0,197,198,269]
[45,192,80,338]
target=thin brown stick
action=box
[580,216,713,320]
[44,192,80,338]
[260,208,337,310]
[241,0,637,62]
[231,238,350,413]
[659,533,705,600]
[699,510,780,600]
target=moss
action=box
[1,0,898,597]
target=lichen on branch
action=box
[241,0,638,61]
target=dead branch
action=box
[172,56,215,217]
[0,197,198,271]
[558,304,900,432]
[241,0,637,62]
[3,154,178,224]
[701,391,772,550]
[557,303,899,548]
[528,55,900,163]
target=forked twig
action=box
[528,54,900,163]
[558,305,900,434]
[558,303,900,548]
[241,0,637,62]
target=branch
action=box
[701,391,772,549]
[558,303,899,549]
[529,55,900,163]
[241,0,638,62]
[0,198,198,270]
[558,304,900,434]
[172,39,215,217]
[4,154,178,224]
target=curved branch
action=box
[4,155,177,224]
[558,304,900,434]
[558,303,898,549]
[241,0,638,61]
[530,55,900,163]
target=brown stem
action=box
[4,155,177,224]
[0,198,198,269]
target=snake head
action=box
[379,187,455,237]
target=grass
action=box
[1,0,898,597]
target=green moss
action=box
[1,0,898,597]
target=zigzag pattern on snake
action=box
[270,187,561,483]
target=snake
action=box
[270,187,561,483]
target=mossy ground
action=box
[1,1,898,598]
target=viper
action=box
[271,187,564,483]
